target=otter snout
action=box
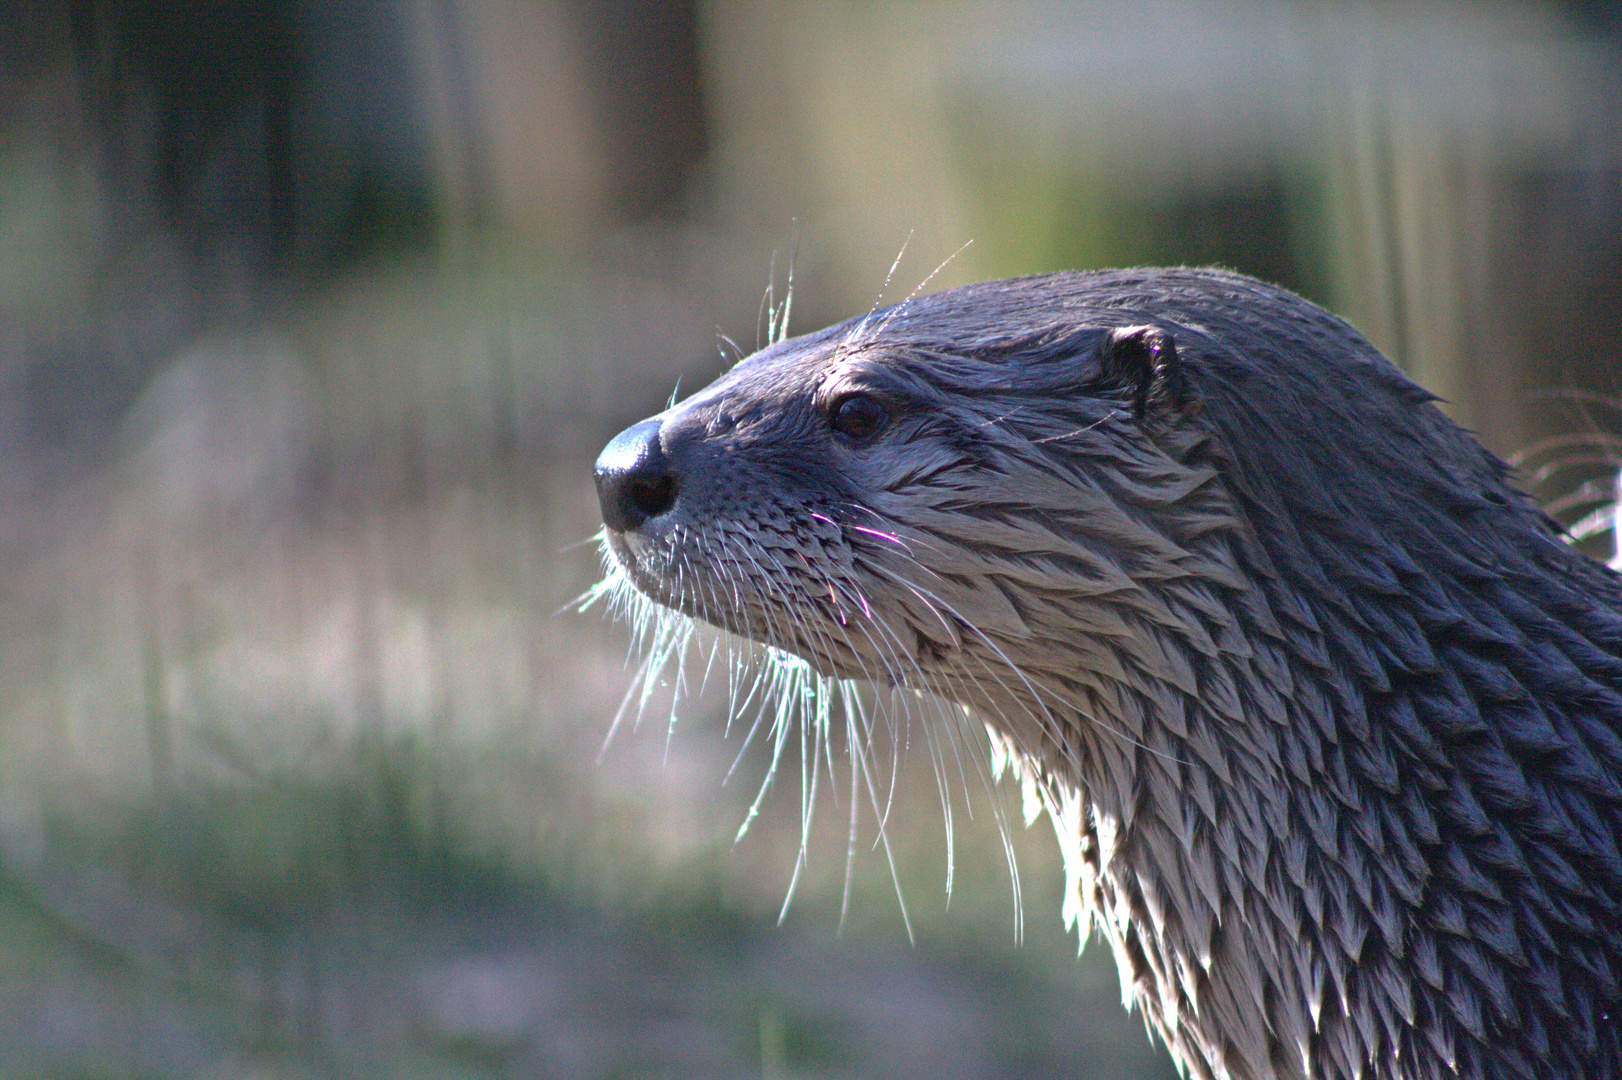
[595,418,678,532]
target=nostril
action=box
[625,471,677,519]
[595,419,679,532]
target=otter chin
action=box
[591,267,1622,1080]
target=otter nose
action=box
[595,419,678,532]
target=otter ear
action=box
[1099,325,1186,420]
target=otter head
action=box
[594,279,1245,773]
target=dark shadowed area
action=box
[1,1,1619,1077]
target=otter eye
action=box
[829,393,888,443]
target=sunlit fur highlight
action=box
[579,554,1023,942]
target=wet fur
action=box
[594,267,1622,1080]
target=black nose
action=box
[595,419,678,532]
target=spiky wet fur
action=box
[591,267,1622,1080]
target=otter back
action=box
[593,267,1622,1080]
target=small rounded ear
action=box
[1099,325,1186,421]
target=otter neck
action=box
[982,552,1436,1080]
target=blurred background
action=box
[2,1,1620,1076]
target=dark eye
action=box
[829,393,889,443]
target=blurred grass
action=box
[63,736,556,925]
[2,722,1176,1079]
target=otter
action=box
[591,267,1622,1080]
